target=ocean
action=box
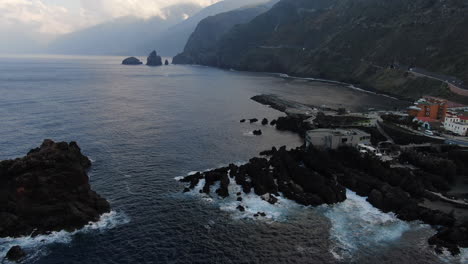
[0,55,465,263]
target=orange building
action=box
[407,97,447,120]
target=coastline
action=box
[178,63,409,102]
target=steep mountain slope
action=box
[175,0,468,100]
[46,0,271,56]
[173,3,275,65]
[142,0,273,56]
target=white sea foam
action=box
[0,211,129,263]
[319,190,412,259]
[182,169,302,222]
[437,247,468,264]
[173,176,184,181]
[242,131,255,137]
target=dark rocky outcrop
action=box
[6,246,26,262]
[275,116,312,136]
[165,59,169,66]
[0,140,110,238]
[181,143,467,254]
[428,222,468,255]
[146,50,163,66]
[253,130,262,136]
[181,147,347,207]
[249,118,258,123]
[122,57,142,65]
[240,119,246,123]
[261,118,268,125]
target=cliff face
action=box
[173,4,273,65]
[176,0,468,100]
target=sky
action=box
[0,0,221,43]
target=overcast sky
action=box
[0,0,221,37]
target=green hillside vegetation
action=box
[175,0,468,101]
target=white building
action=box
[305,129,371,149]
[443,115,468,136]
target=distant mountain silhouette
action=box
[46,3,201,56]
[46,0,271,56]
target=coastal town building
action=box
[412,117,441,131]
[305,129,371,149]
[443,113,468,136]
[407,97,448,120]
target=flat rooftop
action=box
[306,128,369,137]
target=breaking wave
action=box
[318,190,413,260]
[179,169,302,222]
[0,211,129,263]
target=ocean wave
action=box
[437,247,468,264]
[318,190,414,260]
[180,169,302,222]
[0,211,129,263]
[242,131,255,137]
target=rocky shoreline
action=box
[0,140,110,261]
[180,93,468,255]
[180,144,467,255]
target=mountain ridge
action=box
[174,0,468,102]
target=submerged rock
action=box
[146,50,163,66]
[0,140,110,238]
[261,193,278,204]
[6,246,26,262]
[122,57,142,65]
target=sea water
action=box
[0,55,460,263]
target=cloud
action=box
[0,0,221,35]
[79,0,220,20]
[0,0,74,34]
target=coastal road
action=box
[408,67,468,91]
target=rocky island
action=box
[0,140,110,239]
[146,50,162,66]
[122,57,142,65]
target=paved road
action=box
[376,121,395,144]
[409,67,467,90]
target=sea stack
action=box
[122,57,142,65]
[146,50,163,66]
[0,139,110,238]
